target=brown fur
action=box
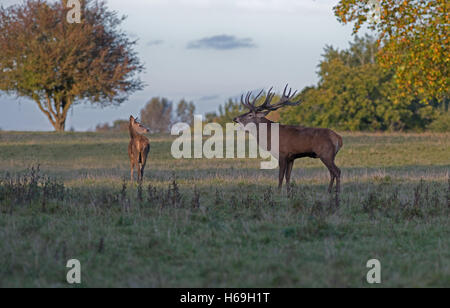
[128,116,150,182]
[244,118,343,193]
[234,85,343,195]
[275,122,343,193]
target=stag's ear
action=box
[256,111,270,118]
[130,115,135,122]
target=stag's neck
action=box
[255,118,275,133]
[249,118,275,146]
[260,118,275,126]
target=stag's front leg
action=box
[333,163,341,193]
[285,160,294,186]
[278,157,287,191]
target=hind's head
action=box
[129,116,150,134]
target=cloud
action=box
[198,95,220,101]
[147,40,164,46]
[187,35,256,50]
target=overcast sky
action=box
[0,0,355,131]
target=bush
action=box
[428,112,450,132]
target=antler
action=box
[258,84,301,111]
[240,89,264,112]
[240,84,301,112]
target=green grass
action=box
[0,131,449,287]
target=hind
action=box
[128,116,150,182]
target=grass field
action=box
[0,131,449,287]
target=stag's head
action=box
[233,85,301,126]
[129,115,150,134]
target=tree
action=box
[95,119,128,132]
[175,99,195,126]
[210,98,246,126]
[95,123,110,132]
[0,0,143,131]
[280,35,435,131]
[204,111,219,123]
[140,97,173,133]
[334,0,449,102]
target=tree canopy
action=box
[95,119,128,132]
[140,97,173,133]
[0,0,143,131]
[334,0,449,103]
[204,99,246,126]
[175,99,196,126]
[280,35,436,131]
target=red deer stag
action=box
[128,116,150,182]
[233,85,343,195]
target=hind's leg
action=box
[140,147,149,181]
[132,152,140,182]
[139,163,144,182]
[130,161,135,181]
[137,163,142,182]
[138,162,143,182]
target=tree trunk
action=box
[53,117,66,132]
[33,96,71,132]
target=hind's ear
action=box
[130,115,135,122]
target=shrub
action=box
[428,112,450,132]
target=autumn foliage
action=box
[334,0,449,103]
[0,0,143,131]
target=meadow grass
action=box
[0,131,449,287]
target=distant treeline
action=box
[204,36,448,132]
[96,99,195,133]
[99,36,448,133]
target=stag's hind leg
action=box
[333,162,341,193]
[320,157,341,207]
[326,169,335,193]
[320,157,340,193]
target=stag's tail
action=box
[329,132,343,156]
